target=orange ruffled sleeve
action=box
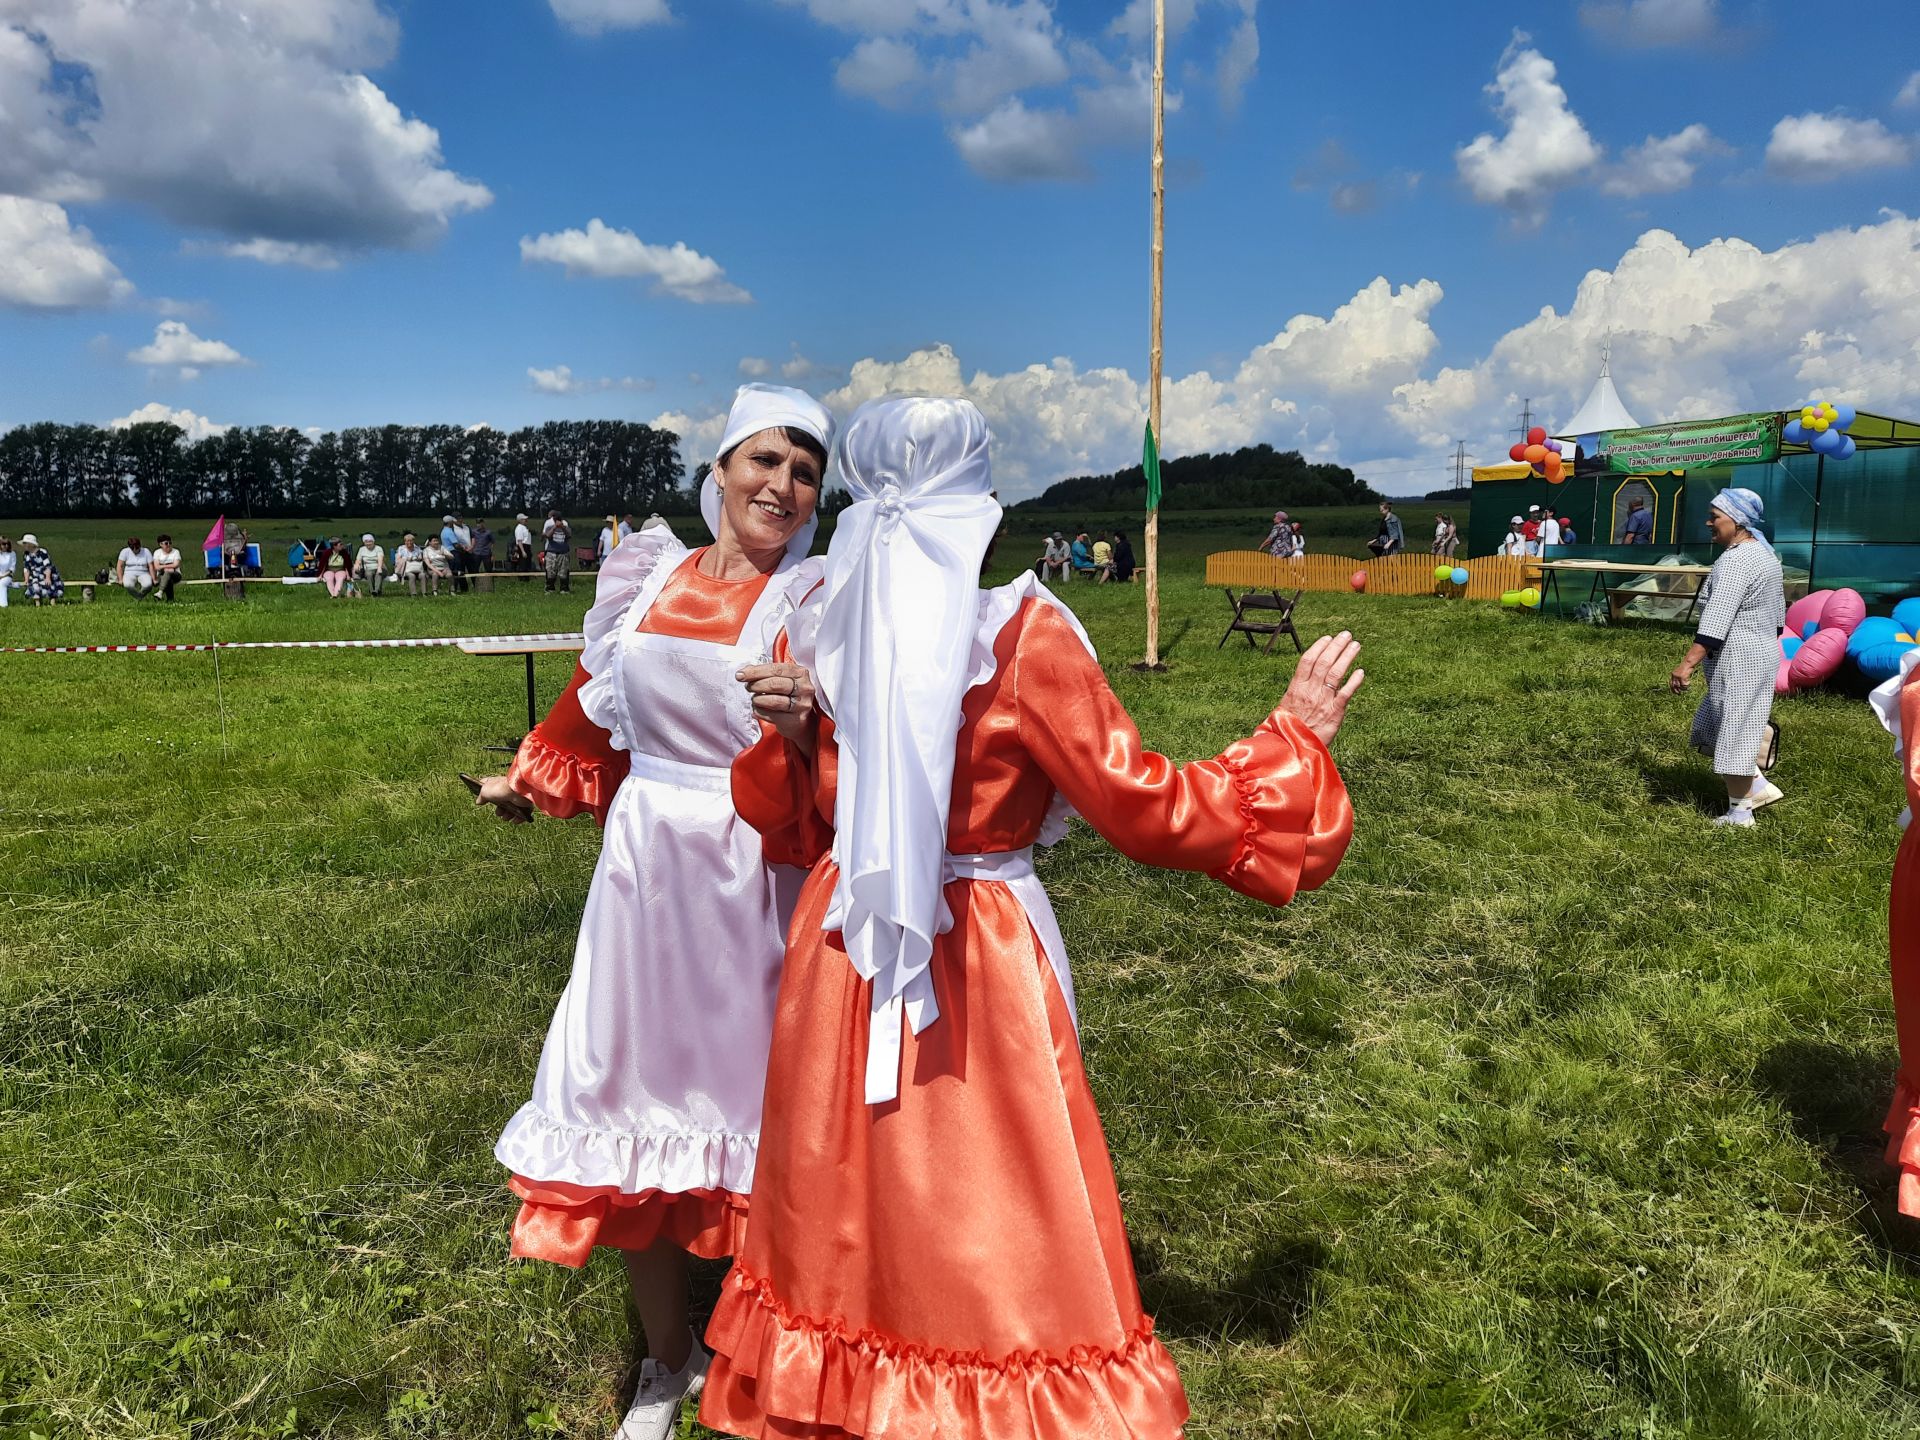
[507,661,630,825]
[1012,600,1352,904]
[1885,666,1920,1216]
[729,633,836,868]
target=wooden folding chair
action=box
[1219,587,1303,654]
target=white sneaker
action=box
[1748,779,1785,810]
[1713,806,1756,829]
[615,1335,710,1440]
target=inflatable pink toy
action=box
[1784,587,1866,641]
[1777,625,1850,695]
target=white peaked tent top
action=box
[1556,355,1640,438]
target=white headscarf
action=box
[807,396,1003,1104]
[701,383,835,558]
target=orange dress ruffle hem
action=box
[508,1177,750,1266]
[1886,662,1920,1216]
[699,597,1353,1440]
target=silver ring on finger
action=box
[1325,681,1338,690]
[786,693,795,711]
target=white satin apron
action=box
[494,550,808,1199]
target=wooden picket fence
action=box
[1203,550,1539,602]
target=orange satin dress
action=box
[700,597,1353,1440]
[502,558,778,1265]
[1885,664,1920,1216]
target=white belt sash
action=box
[862,846,1078,1105]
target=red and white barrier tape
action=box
[1,632,585,655]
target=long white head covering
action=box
[808,396,1004,1104]
[701,383,835,558]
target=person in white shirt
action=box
[117,537,156,597]
[392,533,425,596]
[150,535,183,601]
[511,513,535,577]
[0,535,15,607]
[1540,508,1564,549]
[1038,532,1070,583]
[618,513,636,540]
[354,534,386,597]
[597,514,620,565]
[1502,515,1527,558]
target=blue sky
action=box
[2,0,1917,497]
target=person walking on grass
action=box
[1367,501,1404,558]
[473,385,836,1440]
[1262,510,1296,557]
[19,535,63,605]
[1432,513,1458,559]
[354,534,386,598]
[1669,488,1786,828]
[544,517,573,593]
[0,535,15,607]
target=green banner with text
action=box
[1594,412,1781,473]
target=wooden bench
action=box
[1219,587,1303,654]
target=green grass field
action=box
[4,509,1917,1439]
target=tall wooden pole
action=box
[1144,0,1165,667]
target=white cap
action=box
[20,533,37,546]
[362,533,375,543]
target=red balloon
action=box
[1349,569,1368,592]
[1523,443,1547,465]
[1508,442,1527,462]
[1528,426,1547,446]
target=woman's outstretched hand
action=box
[1277,631,1364,748]
[474,774,535,824]
[739,661,820,752]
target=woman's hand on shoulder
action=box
[739,661,820,751]
[1277,631,1364,748]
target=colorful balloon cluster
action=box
[1507,426,1565,483]
[1783,401,1857,460]
[1432,564,1471,593]
[1500,588,1542,609]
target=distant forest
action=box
[1011,443,1382,512]
[0,419,694,519]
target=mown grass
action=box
[3,510,1916,1439]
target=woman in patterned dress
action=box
[474,385,836,1440]
[1669,487,1786,827]
[700,397,1362,1440]
[19,535,64,605]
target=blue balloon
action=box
[1857,639,1917,684]
[1832,403,1856,430]
[1811,426,1844,455]
[1450,567,1469,586]
[1848,615,1901,658]
[1783,418,1807,444]
[1837,434,1857,460]
[1894,597,1920,636]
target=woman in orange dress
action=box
[1873,651,1920,1215]
[475,385,837,1439]
[700,396,1363,1440]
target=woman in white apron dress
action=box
[476,385,834,1440]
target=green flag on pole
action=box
[1143,420,1162,510]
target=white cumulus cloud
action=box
[1899,72,1920,109]
[214,239,344,270]
[1601,123,1727,196]
[739,357,773,377]
[1455,38,1602,218]
[0,196,132,308]
[1765,112,1913,178]
[548,0,675,33]
[109,401,228,442]
[1,1,490,253]
[520,219,752,304]
[127,320,246,376]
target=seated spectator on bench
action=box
[1111,529,1136,583]
[1070,531,1096,579]
[1039,531,1070,583]
[151,535,183,601]
[1091,532,1114,581]
[117,537,156,598]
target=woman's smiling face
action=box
[716,428,823,554]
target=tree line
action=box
[1010,443,1382,513]
[0,419,694,518]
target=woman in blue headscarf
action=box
[1669,487,1786,826]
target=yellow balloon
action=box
[1813,416,1829,432]
[1802,406,1816,421]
